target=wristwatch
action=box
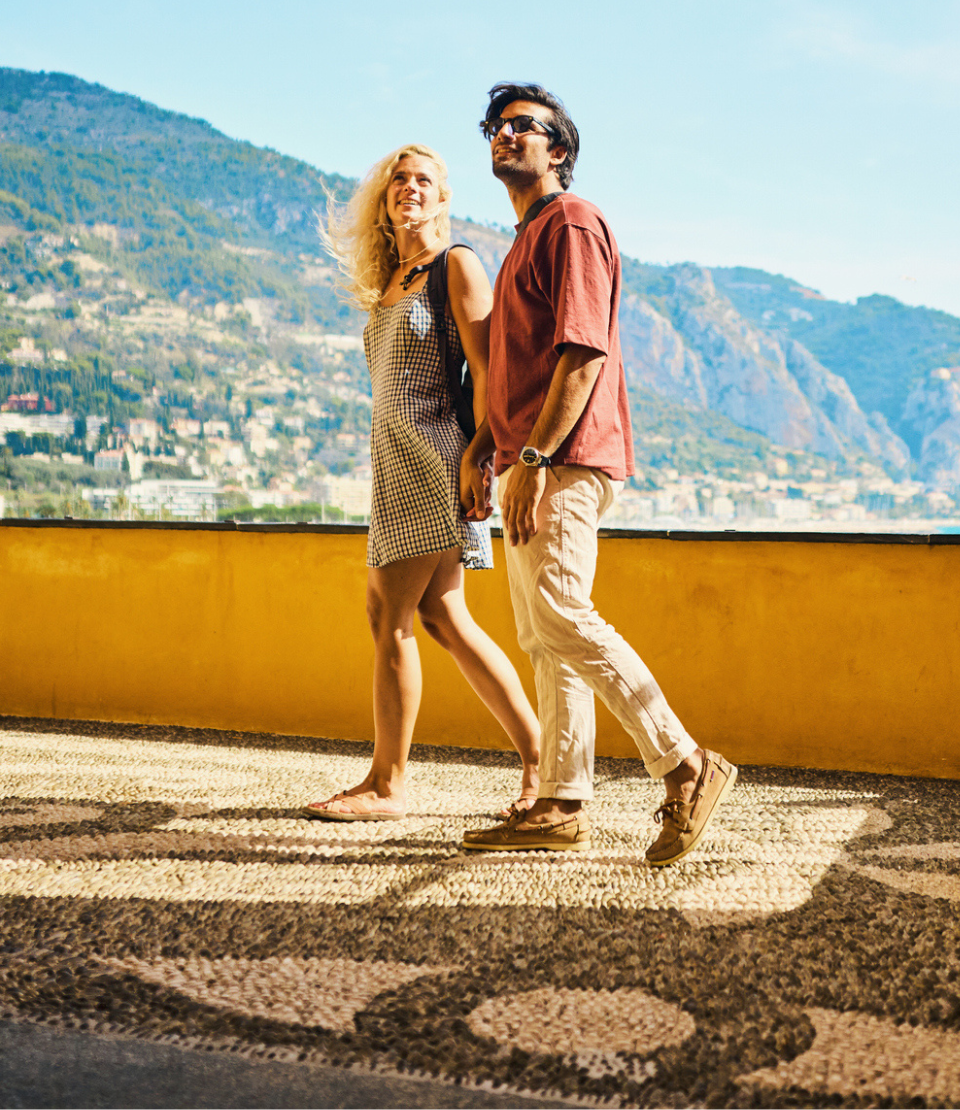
[519,446,552,468]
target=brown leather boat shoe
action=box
[462,813,591,852]
[645,750,737,867]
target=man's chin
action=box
[492,161,531,185]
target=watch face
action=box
[520,448,541,466]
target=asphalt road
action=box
[0,1020,575,1109]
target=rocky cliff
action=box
[618,265,911,474]
[901,367,960,488]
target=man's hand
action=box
[459,454,494,521]
[501,464,547,545]
[495,343,603,541]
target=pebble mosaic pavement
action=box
[1,717,959,1109]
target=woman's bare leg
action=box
[309,550,444,817]
[418,548,540,803]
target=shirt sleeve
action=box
[538,221,615,357]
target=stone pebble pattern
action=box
[0,717,958,1109]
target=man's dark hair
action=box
[481,82,580,190]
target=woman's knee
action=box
[367,590,415,641]
[417,597,456,646]
[365,588,385,633]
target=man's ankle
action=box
[662,748,704,800]
[525,797,584,821]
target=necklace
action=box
[397,236,440,284]
[398,241,435,267]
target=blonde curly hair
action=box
[321,144,452,312]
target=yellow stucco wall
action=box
[1,522,957,779]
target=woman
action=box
[303,144,540,821]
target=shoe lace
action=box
[653,799,691,829]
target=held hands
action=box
[501,464,546,546]
[459,453,494,522]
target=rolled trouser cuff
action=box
[538,780,593,803]
[644,736,699,780]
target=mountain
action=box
[618,262,911,475]
[1,66,958,522]
[901,367,960,488]
[0,68,355,253]
[712,268,960,453]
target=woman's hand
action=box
[460,452,494,521]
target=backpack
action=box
[406,244,477,441]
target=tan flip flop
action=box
[301,792,406,822]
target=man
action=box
[459,83,737,866]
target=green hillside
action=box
[0,68,355,253]
[631,387,803,480]
[0,141,357,329]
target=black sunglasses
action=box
[481,114,560,143]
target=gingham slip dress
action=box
[363,277,494,570]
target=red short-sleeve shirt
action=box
[488,193,635,480]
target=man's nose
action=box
[493,123,518,148]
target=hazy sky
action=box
[3,0,959,317]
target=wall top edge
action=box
[0,518,369,536]
[2,518,959,545]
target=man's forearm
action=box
[499,344,605,545]
[465,417,496,466]
[524,343,605,457]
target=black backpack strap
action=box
[426,244,477,441]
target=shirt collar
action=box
[515,191,563,236]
